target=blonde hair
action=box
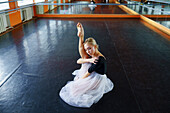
[84,37,99,49]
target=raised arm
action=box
[77,23,89,59]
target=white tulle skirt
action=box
[59,63,114,108]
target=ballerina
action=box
[59,22,114,108]
[88,0,97,11]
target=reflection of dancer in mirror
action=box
[59,22,114,108]
[88,0,97,12]
[90,0,96,4]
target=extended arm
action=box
[77,57,98,64]
[77,23,89,59]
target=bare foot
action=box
[74,76,79,81]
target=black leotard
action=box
[88,56,107,75]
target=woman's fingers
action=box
[77,22,82,29]
[77,22,80,27]
[92,57,99,64]
[94,59,98,64]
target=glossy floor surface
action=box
[46,2,127,14]
[0,18,170,113]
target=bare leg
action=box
[77,23,89,58]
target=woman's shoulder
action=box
[98,56,106,64]
[99,56,106,60]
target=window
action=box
[35,0,45,3]
[0,0,9,11]
[0,0,8,3]
[18,0,34,6]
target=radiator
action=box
[36,5,44,14]
[25,7,33,21]
[21,7,33,21]
[0,14,8,33]
[49,1,54,10]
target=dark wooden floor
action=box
[0,18,169,113]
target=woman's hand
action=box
[89,57,98,64]
[77,22,84,37]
